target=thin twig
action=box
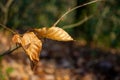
[62,15,93,29]
[0,23,17,34]
[52,0,102,27]
[0,46,21,57]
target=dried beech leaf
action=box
[12,34,21,44]
[34,27,73,41]
[12,32,42,64]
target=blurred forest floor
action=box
[0,30,120,80]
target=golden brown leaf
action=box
[12,34,21,44]
[34,27,73,41]
[12,32,42,66]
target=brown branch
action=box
[0,23,17,34]
[0,46,21,57]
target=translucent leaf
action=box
[12,32,42,66]
[12,34,21,44]
[34,27,73,41]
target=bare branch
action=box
[62,15,93,29]
[0,46,21,57]
[0,23,17,34]
[52,0,102,27]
